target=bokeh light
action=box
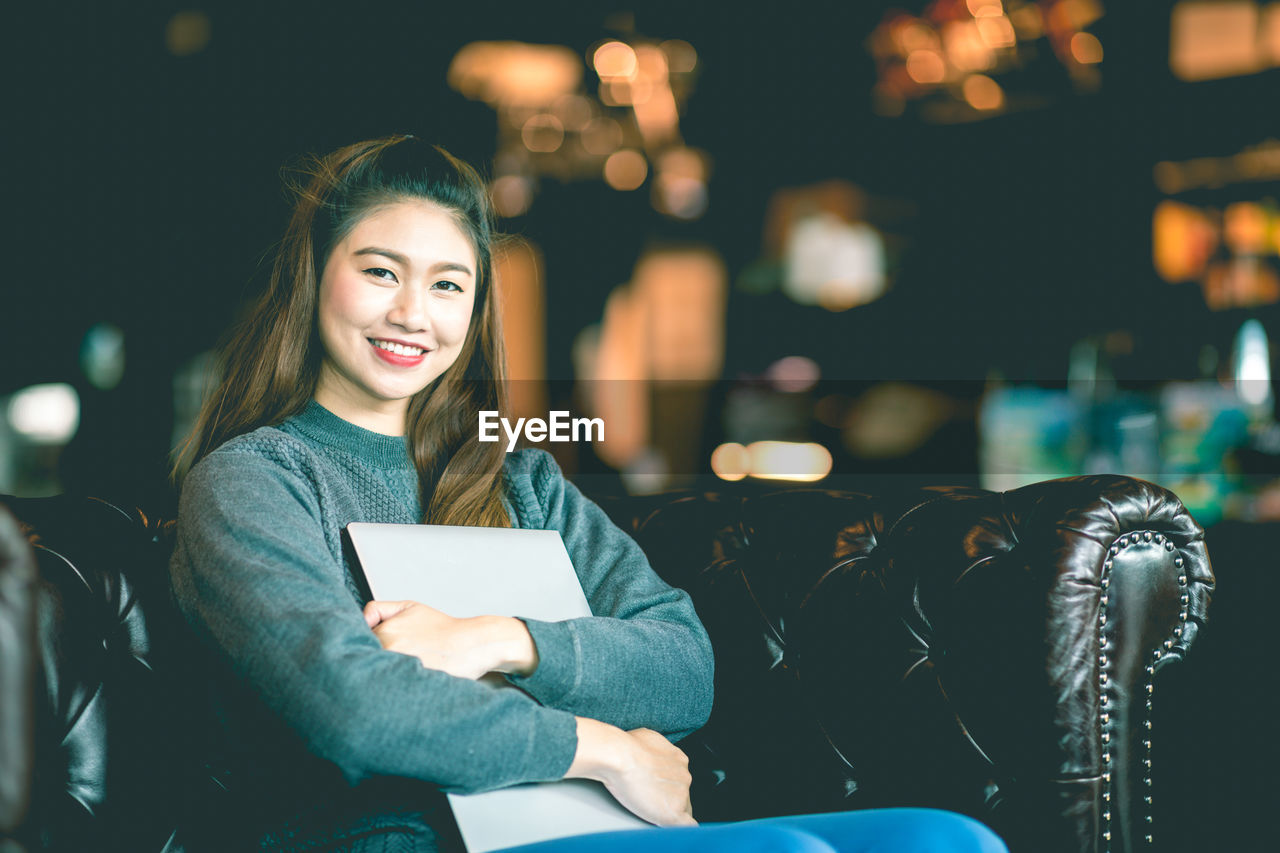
[593,41,638,78]
[1224,202,1268,254]
[1235,318,1272,406]
[944,21,994,72]
[653,147,708,220]
[745,441,833,482]
[521,114,565,153]
[551,94,594,131]
[660,39,698,73]
[8,384,80,444]
[906,50,947,84]
[165,10,211,57]
[1070,32,1104,64]
[976,14,1016,49]
[581,117,624,156]
[967,0,1003,15]
[491,175,533,218]
[604,150,648,190]
[711,442,749,482]
[766,356,821,393]
[449,42,582,107]
[80,323,125,391]
[963,74,1004,110]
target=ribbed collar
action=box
[285,401,413,470]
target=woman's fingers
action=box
[363,599,419,628]
[364,603,516,680]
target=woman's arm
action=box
[502,450,715,740]
[170,448,578,794]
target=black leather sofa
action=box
[0,475,1213,853]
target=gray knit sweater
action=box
[169,402,713,842]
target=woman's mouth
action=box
[368,338,428,366]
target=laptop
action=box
[344,522,653,852]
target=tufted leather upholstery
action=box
[599,476,1212,853]
[0,496,213,853]
[0,475,1212,853]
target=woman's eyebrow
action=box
[353,246,410,266]
[353,247,473,277]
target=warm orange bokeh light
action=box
[591,286,649,468]
[581,117,624,156]
[493,240,547,420]
[661,39,698,73]
[944,21,994,72]
[895,20,940,53]
[1169,1,1266,81]
[449,42,582,108]
[551,93,593,131]
[976,15,1016,49]
[521,114,565,153]
[1224,202,1269,254]
[1009,4,1045,38]
[710,443,749,482]
[633,249,726,382]
[490,175,532,219]
[1152,200,1218,283]
[1070,32,1104,64]
[906,50,947,84]
[966,0,1003,16]
[962,74,1004,110]
[604,150,648,190]
[635,44,669,80]
[593,41,638,78]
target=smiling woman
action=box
[165,135,1005,853]
[166,135,716,850]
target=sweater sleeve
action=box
[505,451,714,740]
[169,447,578,794]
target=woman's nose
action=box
[387,284,428,331]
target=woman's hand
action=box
[566,717,696,827]
[363,600,539,680]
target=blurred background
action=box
[3,2,1278,848]
[4,0,1280,522]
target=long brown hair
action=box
[173,135,511,527]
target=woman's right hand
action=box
[566,717,696,827]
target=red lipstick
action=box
[368,338,428,367]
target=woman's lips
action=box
[368,338,428,367]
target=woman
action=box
[171,135,1005,853]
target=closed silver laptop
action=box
[345,522,652,852]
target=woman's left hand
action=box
[364,600,539,680]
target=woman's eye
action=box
[365,267,397,282]
[433,280,462,292]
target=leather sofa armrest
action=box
[794,475,1212,853]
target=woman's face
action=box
[314,200,478,435]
